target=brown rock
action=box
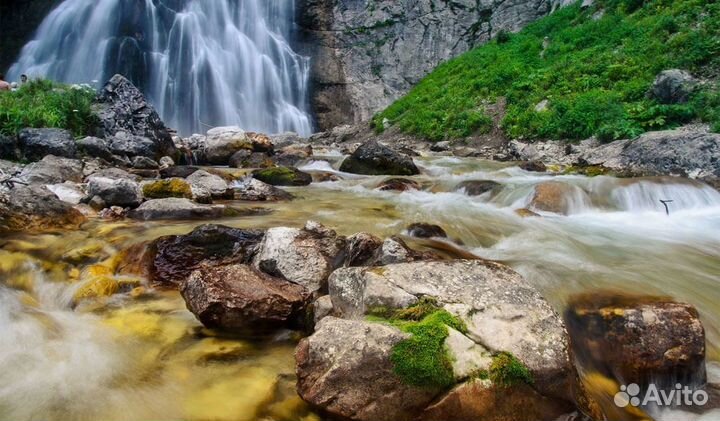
[181,263,308,331]
[0,184,86,233]
[406,223,448,239]
[520,161,547,172]
[344,232,383,266]
[376,177,421,192]
[529,182,589,215]
[454,180,501,196]
[515,208,540,218]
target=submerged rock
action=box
[406,223,448,239]
[0,184,86,233]
[17,128,77,161]
[340,141,419,176]
[529,182,589,215]
[252,166,312,186]
[454,180,501,196]
[376,177,421,191]
[181,263,308,332]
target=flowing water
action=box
[1,156,720,420]
[8,0,312,136]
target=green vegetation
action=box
[373,0,720,142]
[488,351,534,387]
[142,179,193,199]
[0,79,98,137]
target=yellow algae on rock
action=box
[61,242,108,264]
[73,276,119,302]
[177,337,252,365]
[183,368,277,421]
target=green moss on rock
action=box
[488,351,534,387]
[252,166,312,186]
[142,178,192,199]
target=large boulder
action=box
[128,198,247,220]
[181,263,309,331]
[77,136,113,161]
[648,69,698,104]
[253,221,346,293]
[18,155,84,184]
[529,182,590,215]
[147,224,265,288]
[339,141,419,176]
[86,176,143,208]
[565,293,706,387]
[186,170,234,200]
[0,184,86,233]
[17,128,77,161]
[296,317,440,421]
[327,260,573,401]
[203,126,254,164]
[252,166,312,186]
[233,177,293,201]
[93,74,176,159]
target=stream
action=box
[1,155,719,421]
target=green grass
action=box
[0,79,98,137]
[373,0,720,142]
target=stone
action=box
[204,126,253,164]
[296,317,439,421]
[132,156,159,169]
[17,128,77,161]
[46,182,85,205]
[246,132,275,153]
[649,69,698,104]
[253,222,346,293]
[252,166,312,186]
[160,165,200,179]
[269,132,305,148]
[141,178,192,200]
[229,150,276,169]
[77,136,113,161]
[430,141,451,152]
[181,263,309,331]
[18,155,84,184]
[520,160,547,172]
[444,327,493,381]
[373,236,438,266]
[339,141,419,176]
[406,223,447,239]
[233,177,294,201]
[565,293,706,387]
[312,295,334,324]
[327,260,573,400]
[0,134,20,161]
[529,182,590,215]
[376,177,421,191]
[454,180,501,196]
[158,156,175,169]
[128,198,245,221]
[0,184,86,233]
[86,176,143,208]
[187,170,234,200]
[344,232,383,267]
[94,74,176,159]
[145,224,265,288]
[515,208,540,218]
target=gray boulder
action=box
[128,198,243,220]
[94,74,176,159]
[86,176,142,208]
[0,184,86,233]
[132,156,159,170]
[187,170,233,200]
[649,69,698,104]
[77,136,113,161]
[18,128,77,161]
[233,177,293,201]
[204,126,253,164]
[18,155,84,184]
[340,141,419,176]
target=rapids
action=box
[1,155,719,420]
[8,0,312,136]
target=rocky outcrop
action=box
[17,128,77,161]
[297,0,562,129]
[93,74,176,160]
[181,263,309,332]
[340,141,419,176]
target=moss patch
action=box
[488,351,534,387]
[252,166,312,186]
[142,179,192,199]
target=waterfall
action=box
[8,0,313,137]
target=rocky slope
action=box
[296,0,570,130]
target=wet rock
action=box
[269,132,304,149]
[141,178,192,200]
[296,317,439,421]
[229,150,276,169]
[421,379,573,421]
[275,144,313,167]
[649,69,698,104]
[17,128,77,161]
[0,134,20,161]
[46,182,85,205]
[148,224,265,287]
[158,156,174,169]
[233,177,293,201]
[529,182,589,215]
[253,221,346,293]
[339,140,419,176]
[454,180,501,196]
[312,295,335,324]
[246,132,275,154]
[515,208,540,218]
[565,293,706,387]
[344,232,383,267]
[373,236,439,266]
[252,166,312,186]
[128,198,246,221]
[376,177,421,191]
[430,141,451,152]
[77,136,113,161]
[406,223,447,239]
[94,74,176,159]
[187,170,234,200]
[132,156,159,170]
[18,155,84,184]
[0,184,86,233]
[181,263,308,331]
[160,165,200,179]
[204,126,254,164]
[328,260,573,400]
[520,160,547,172]
[98,206,127,220]
[86,176,143,208]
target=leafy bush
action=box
[374,0,720,142]
[0,79,98,137]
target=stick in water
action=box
[659,199,674,216]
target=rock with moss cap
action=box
[141,178,193,199]
[340,140,419,176]
[252,166,312,186]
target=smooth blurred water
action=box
[8,0,312,136]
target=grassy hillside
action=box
[372,0,720,142]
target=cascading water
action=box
[8,0,313,137]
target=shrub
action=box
[0,79,98,137]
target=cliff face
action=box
[297,0,567,130]
[0,0,61,74]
